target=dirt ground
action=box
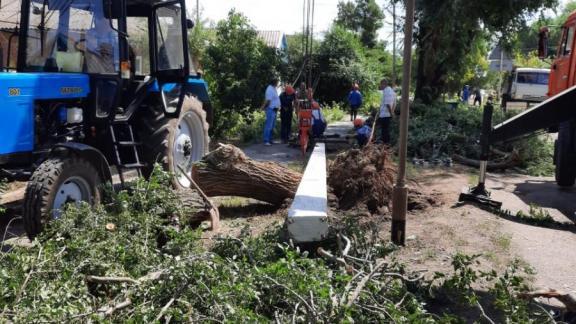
[392,165,576,297]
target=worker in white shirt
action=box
[378,79,396,144]
[262,78,281,146]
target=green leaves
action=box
[202,10,284,138]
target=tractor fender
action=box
[50,143,113,184]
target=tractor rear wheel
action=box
[554,122,576,187]
[140,96,209,189]
[23,157,102,239]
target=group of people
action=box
[261,79,326,146]
[461,85,483,106]
[261,77,397,148]
[348,79,397,147]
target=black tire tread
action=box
[139,96,209,188]
[555,124,576,187]
[23,157,100,239]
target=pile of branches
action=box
[0,171,563,322]
[393,103,554,175]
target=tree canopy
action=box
[201,10,283,137]
[335,0,385,48]
[414,0,558,103]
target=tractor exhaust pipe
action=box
[458,99,503,209]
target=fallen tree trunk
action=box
[193,144,302,205]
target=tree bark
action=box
[193,144,302,205]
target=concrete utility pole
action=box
[391,0,415,246]
[392,2,397,85]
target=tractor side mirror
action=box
[186,19,195,30]
[538,27,550,59]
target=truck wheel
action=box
[554,122,576,187]
[140,96,209,189]
[23,157,102,239]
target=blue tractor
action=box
[0,0,212,238]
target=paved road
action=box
[242,118,355,163]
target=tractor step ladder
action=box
[109,121,145,187]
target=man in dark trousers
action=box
[347,84,363,121]
[378,79,396,144]
[279,85,296,144]
[473,88,482,106]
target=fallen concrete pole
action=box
[287,143,330,243]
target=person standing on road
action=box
[473,88,482,106]
[262,78,281,146]
[347,84,363,122]
[378,79,396,144]
[279,85,296,144]
[462,85,470,104]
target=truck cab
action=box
[549,12,576,97]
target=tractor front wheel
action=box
[23,157,102,239]
[140,96,209,189]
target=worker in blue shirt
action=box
[347,84,363,122]
[354,118,371,147]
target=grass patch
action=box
[492,233,512,251]
[514,204,555,225]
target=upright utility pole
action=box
[391,0,415,246]
[392,2,397,85]
[196,0,200,24]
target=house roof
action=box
[257,30,286,49]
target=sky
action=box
[191,0,573,40]
[191,0,395,38]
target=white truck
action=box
[501,67,550,110]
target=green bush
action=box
[387,103,554,176]
[322,102,347,124]
[201,10,284,138]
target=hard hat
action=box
[285,85,295,95]
[353,118,364,127]
[311,101,320,109]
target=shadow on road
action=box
[513,180,576,222]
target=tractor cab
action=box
[14,0,198,119]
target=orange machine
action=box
[298,103,312,155]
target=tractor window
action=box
[155,4,185,71]
[127,17,150,76]
[0,0,21,70]
[25,0,119,74]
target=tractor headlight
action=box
[59,106,84,124]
